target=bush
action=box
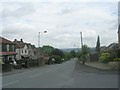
[113,58,120,62]
[50,55,62,64]
[0,59,4,64]
[99,53,110,63]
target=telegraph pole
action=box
[80,32,83,49]
[38,32,40,47]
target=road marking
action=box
[29,68,59,78]
[29,73,43,78]
[46,70,54,72]
[2,80,19,87]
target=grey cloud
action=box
[3,3,35,18]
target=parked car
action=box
[12,59,22,69]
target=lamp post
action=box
[74,45,79,52]
[38,31,47,48]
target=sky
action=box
[0,0,119,49]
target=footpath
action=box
[80,61,119,71]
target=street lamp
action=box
[38,31,47,48]
[74,45,79,52]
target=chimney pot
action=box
[14,39,17,41]
[21,39,23,42]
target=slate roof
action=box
[0,37,15,44]
[13,40,25,48]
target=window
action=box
[2,44,7,51]
[9,45,14,51]
[12,45,15,51]
[7,45,9,51]
[0,44,2,52]
[22,50,23,53]
[25,50,27,53]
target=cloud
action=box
[1,2,118,48]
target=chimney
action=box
[14,39,17,41]
[21,39,23,42]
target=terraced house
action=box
[0,37,16,63]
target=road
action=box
[2,58,118,88]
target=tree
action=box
[95,36,100,53]
[52,49,64,57]
[70,50,76,58]
[41,45,54,55]
[79,45,90,64]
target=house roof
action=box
[0,37,15,44]
[107,43,119,50]
[14,40,25,48]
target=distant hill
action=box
[60,48,81,52]
[60,47,95,53]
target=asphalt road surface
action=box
[2,58,118,88]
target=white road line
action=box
[29,68,59,78]
[45,70,54,73]
[29,73,43,78]
[2,80,19,87]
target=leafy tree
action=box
[95,36,100,53]
[52,49,64,57]
[70,50,76,58]
[63,52,71,61]
[41,45,54,55]
[78,45,90,64]
[81,45,90,55]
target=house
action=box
[14,39,30,60]
[26,43,37,59]
[0,37,16,63]
[107,43,119,51]
[100,46,107,53]
[14,39,37,60]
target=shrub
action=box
[113,58,120,62]
[50,55,62,64]
[0,59,4,64]
[99,53,110,63]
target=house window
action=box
[2,44,7,51]
[9,45,14,51]
[12,45,15,51]
[7,45,9,51]
[0,44,1,52]
[22,50,23,53]
[25,50,27,53]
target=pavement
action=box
[80,61,119,71]
[82,62,114,70]
[1,58,118,88]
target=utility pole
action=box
[38,32,40,48]
[80,32,83,49]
